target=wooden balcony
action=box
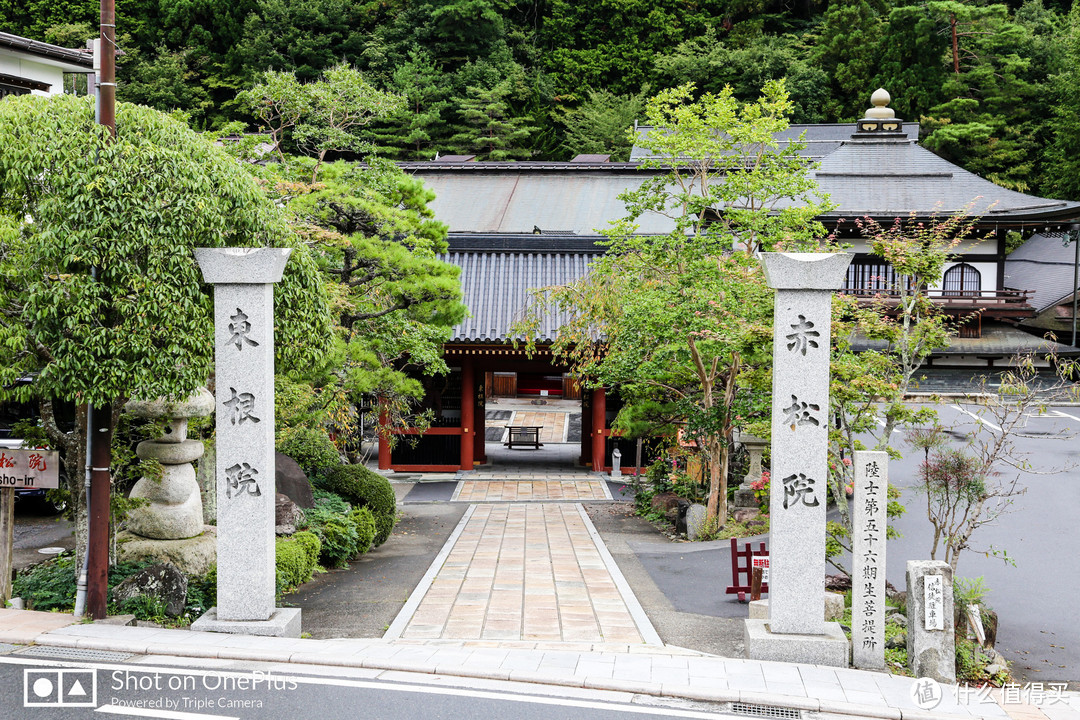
[840,288,1035,319]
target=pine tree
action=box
[448,81,536,160]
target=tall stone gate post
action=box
[745,252,851,666]
[191,247,301,637]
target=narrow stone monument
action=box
[852,450,888,669]
[906,560,955,682]
[191,247,300,637]
[744,252,851,667]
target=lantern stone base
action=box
[116,528,217,577]
[744,619,849,667]
[192,607,301,638]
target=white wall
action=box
[928,261,998,293]
[0,51,76,96]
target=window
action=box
[843,259,906,293]
[941,264,981,296]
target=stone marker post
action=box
[907,560,955,682]
[745,252,851,667]
[191,248,300,637]
[852,451,888,669]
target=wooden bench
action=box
[504,426,544,449]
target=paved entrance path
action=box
[388,503,658,645]
[452,479,610,501]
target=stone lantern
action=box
[734,433,768,509]
[124,389,214,540]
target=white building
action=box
[0,31,94,100]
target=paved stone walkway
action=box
[392,503,652,644]
[452,479,610,502]
[506,411,568,443]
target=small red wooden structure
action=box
[725,538,769,602]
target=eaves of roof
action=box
[0,32,93,69]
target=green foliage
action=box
[277,426,340,476]
[252,155,465,435]
[301,489,380,566]
[276,530,322,591]
[13,554,78,611]
[350,505,377,555]
[0,95,332,407]
[520,80,830,525]
[322,464,397,545]
[449,80,536,160]
[557,88,646,161]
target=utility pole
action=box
[86,0,117,620]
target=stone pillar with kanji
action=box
[745,252,852,667]
[191,248,301,637]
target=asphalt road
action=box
[589,402,1079,686]
[0,654,736,720]
[11,504,73,570]
[880,402,1080,686]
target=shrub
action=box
[315,517,360,568]
[350,506,376,556]
[276,530,322,591]
[277,426,340,476]
[13,554,78,611]
[324,464,397,545]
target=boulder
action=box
[111,563,188,617]
[886,631,906,650]
[276,452,315,509]
[825,592,845,621]
[886,612,908,627]
[275,493,301,535]
[733,508,761,524]
[685,503,707,540]
[825,573,852,592]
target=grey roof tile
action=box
[441,250,599,343]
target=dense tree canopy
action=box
[3,0,1079,194]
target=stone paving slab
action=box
[393,503,649,644]
[452,480,610,502]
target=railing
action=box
[840,288,1034,312]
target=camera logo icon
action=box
[24,668,97,707]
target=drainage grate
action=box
[0,643,18,655]
[16,646,133,662]
[730,702,802,720]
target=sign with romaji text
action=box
[0,450,59,489]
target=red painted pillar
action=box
[377,401,391,470]
[460,358,475,470]
[591,386,606,471]
[474,371,486,464]
[580,391,592,466]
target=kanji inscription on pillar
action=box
[195,247,291,624]
[853,450,888,669]
[759,252,852,636]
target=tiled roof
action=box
[441,248,600,343]
[811,138,1080,223]
[1005,233,1080,312]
